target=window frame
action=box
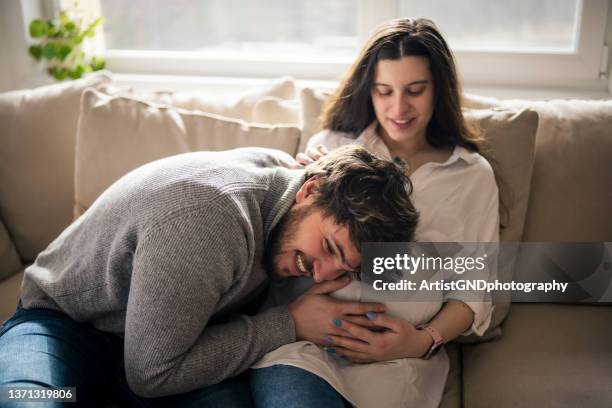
[69,0,610,89]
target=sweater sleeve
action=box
[124,205,295,398]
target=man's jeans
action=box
[250,365,348,408]
[0,304,252,407]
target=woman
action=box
[251,18,499,408]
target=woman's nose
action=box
[391,94,411,116]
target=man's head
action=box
[266,145,419,282]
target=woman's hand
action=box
[324,313,433,363]
[295,144,329,167]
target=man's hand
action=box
[288,276,387,346]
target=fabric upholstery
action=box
[462,303,612,408]
[439,342,462,408]
[0,219,21,281]
[0,72,111,262]
[464,95,612,242]
[74,89,301,215]
[298,87,331,153]
[0,270,23,322]
[140,76,296,123]
[253,96,300,125]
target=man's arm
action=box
[123,206,295,398]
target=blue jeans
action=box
[0,304,252,408]
[250,365,348,408]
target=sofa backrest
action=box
[465,94,612,242]
[0,72,112,264]
[74,89,301,215]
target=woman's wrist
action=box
[415,328,434,357]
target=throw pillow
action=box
[0,72,112,262]
[74,89,301,215]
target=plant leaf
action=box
[43,42,57,60]
[29,20,47,38]
[28,45,43,60]
[51,66,69,81]
[58,44,72,61]
[68,64,85,79]
[64,21,76,32]
[84,17,104,38]
[46,21,59,37]
[91,56,106,71]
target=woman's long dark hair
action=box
[322,18,481,152]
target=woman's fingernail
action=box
[333,319,342,327]
[325,348,336,354]
[324,336,333,345]
[366,311,378,321]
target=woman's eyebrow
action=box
[374,80,429,87]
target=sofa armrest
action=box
[0,269,23,322]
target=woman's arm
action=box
[424,299,474,344]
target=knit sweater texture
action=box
[20,147,302,397]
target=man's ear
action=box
[295,177,320,204]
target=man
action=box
[0,145,418,407]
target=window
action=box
[397,0,580,52]
[90,0,609,88]
[101,0,358,58]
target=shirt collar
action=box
[355,120,479,168]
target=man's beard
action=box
[264,204,314,280]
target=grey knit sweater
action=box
[20,148,303,397]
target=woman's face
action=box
[371,56,435,147]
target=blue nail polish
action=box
[366,311,377,321]
[333,319,342,327]
[325,348,336,354]
[324,336,333,345]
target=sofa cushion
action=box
[0,219,21,281]
[439,342,461,408]
[138,76,296,123]
[253,96,300,125]
[298,87,331,152]
[521,100,612,241]
[464,108,538,243]
[74,89,301,214]
[464,96,612,242]
[462,303,612,408]
[0,72,112,263]
[0,270,23,323]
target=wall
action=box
[0,0,56,92]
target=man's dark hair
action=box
[304,145,419,248]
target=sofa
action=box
[1,71,611,407]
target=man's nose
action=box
[312,258,344,283]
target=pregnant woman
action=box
[251,18,500,408]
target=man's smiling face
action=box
[266,179,361,283]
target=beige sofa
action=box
[1,72,611,407]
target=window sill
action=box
[112,73,611,101]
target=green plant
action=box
[28,9,105,81]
